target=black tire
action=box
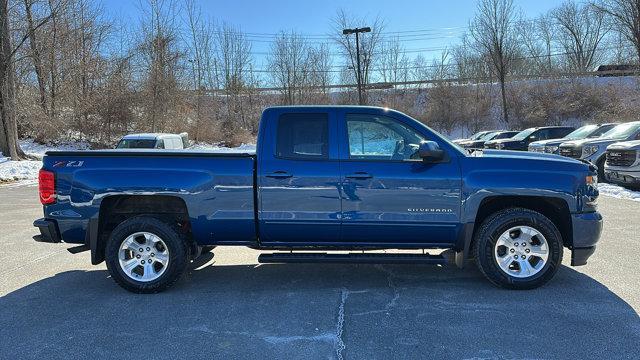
[105,216,191,293]
[474,208,563,290]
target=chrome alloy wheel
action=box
[118,232,170,282]
[494,226,549,278]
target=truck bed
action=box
[42,150,257,245]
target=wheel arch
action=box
[90,195,193,265]
[472,195,573,249]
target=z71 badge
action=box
[53,160,84,168]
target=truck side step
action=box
[67,244,90,254]
[258,252,448,265]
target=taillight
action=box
[38,169,56,205]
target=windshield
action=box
[493,132,517,140]
[470,131,489,140]
[590,124,616,137]
[564,125,598,140]
[512,128,536,141]
[601,122,640,140]
[478,131,498,141]
[116,139,157,149]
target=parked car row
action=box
[453,121,640,188]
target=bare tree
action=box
[332,9,384,104]
[593,0,640,63]
[184,0,216,141]
[520,14,556,75]
[214,22,253,136]
[551,1,610,72]
[470,0,520,124]
[268,31,310,104]
[378,36,409,84]
[23,0,49,115]
[307,43,332,102]
[1,0,51,159]
[138,0,182,132]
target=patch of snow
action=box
[19,138,90,159]
[598,183,640,202]
[1,139,90,183]
[0,160,42,182]
[189,142,256,153]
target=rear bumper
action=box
[570,211,602,266]
[33,218,61,243]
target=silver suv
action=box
[558,122,640,179]
[604,140,640,188]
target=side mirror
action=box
[528,136,537,142]
[418,141,444,162]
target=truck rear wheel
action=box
[105,216,190,293]
[474,208,563,290]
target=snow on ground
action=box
[1,139,89,183]
[598,183,640,202]
[190,142,256,153]
[18,138,91,159]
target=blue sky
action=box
[104,0,562,70]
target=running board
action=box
[258,252,448,265]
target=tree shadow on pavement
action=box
[1,257,638,360]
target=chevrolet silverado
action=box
[33,106,602,293]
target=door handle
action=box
[266,171,293,179]
[345,172,373,180]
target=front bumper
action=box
[33,218,62,243]
[570,211,603,266]
[604,169,640,186]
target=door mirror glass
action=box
[418,141,444,162]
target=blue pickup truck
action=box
[34,106,602,293]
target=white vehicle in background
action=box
[116,133,189,150]
[559,122,640,179]
[604,140,640,188]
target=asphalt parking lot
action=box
[1,184,639,360]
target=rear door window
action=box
[276,113,329,159]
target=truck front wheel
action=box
[105,216,191,293]
[474,208,563,289]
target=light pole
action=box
[342,27,371,105]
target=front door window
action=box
[346,114,425,161]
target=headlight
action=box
[545,145,559,154]
[582,145,599,158]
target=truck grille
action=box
[559,146,581,159]
[606,149,637,167]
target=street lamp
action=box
[342,27,371,105]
